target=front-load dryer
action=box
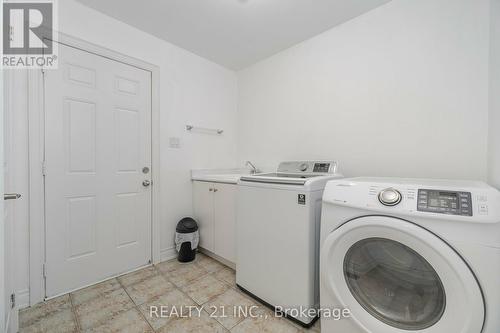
[319,177,500,333]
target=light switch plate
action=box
[169,137,181,148]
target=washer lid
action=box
[240,173,321,185]
[320,216,484,333]
[240,160,340,186]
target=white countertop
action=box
[191,168,251,184]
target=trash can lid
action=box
[176,217,198,233]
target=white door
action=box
[214,183,236,262]
[193,181,215,252]
[320,216,484,333]
[44,43,152,297]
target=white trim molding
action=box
[28,68,45,306]
[28,31,161,305]
[198,248,236,270]
[15,289,30,310]
[159,247,177,263]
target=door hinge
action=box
[42,161,47,176]
[41,68,45,75]
[42,263,47,279]
[10,293,16,309]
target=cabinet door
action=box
[193,181,215,252]
[214,183,237,262]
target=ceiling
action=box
[76,0,392,70]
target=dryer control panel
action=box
[417,190,472,216]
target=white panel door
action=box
[214,183,237,262]
[193,181,215,252]
[44,43,152,297]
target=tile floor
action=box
[19,253,321,332]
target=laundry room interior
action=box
[1,0,499,332]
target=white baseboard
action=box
[198,248,236,270]
[17,289,30,309]
[159,247,177,262]
[7,309,18,333]
[6,302,19,333]
[5,311,10,333]
[4,288,30,333]
[160,246,235,269]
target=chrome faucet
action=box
[245,161,260,174]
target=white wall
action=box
[237,0,490,180]
[10,0,238,305]
[489,0,500,189]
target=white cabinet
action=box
[193,181,215,251]
[213,183,237,262]
[193,181,237,263]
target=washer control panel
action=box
[417,189,472,216]
[313,163,331,173]
[277,161,338,174]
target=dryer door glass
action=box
[344,237,446,330]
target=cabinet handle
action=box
[209,188,214,192]
[213,188,218,192]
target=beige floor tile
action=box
[214,267,236,287]
[204,288,257,330]
[20,256,317,333]
[19,295,72,328]
[161,262,208,287]
[84,308,153,333]
[124,274,175,305]
[308,318,320,332]
[138,288,197,331]
[75,287,135,331]
[155,259,187,274]
[194,253,208,261]
[118,266,158,288]
[157,310,226,333]
[231,309,302,333]
[196,254,226,273]
[19,308,77,333]
[71,278,122,307]
[181,275,229,305]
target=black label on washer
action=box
[298,194,306,205]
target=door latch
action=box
[4,193,21,200]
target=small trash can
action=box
[175,217,199,263]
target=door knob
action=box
[142,180,151,187]
[4,193,21,200]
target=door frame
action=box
[27,31,161,305]
[4,70,19,332]
[1,58,6,333]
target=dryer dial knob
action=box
[299,163,308,172]
[378,188,402,206]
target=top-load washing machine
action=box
[237,161,343,326]
[320,177,500,333]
